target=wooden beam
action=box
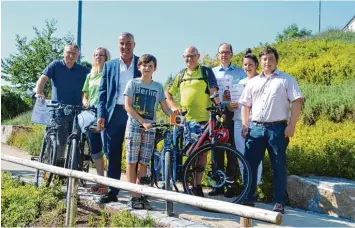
[2,154,283,225]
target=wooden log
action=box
[1,154,283,225]
[240,217,253,227]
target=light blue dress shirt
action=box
[212,64,247,84]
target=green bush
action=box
[301,83,355,125]
[199,30,355,86]
[313,29,355,43]
[257,119,355,202]
[1,86,31,121]
[1,172,64,227]
[7,124,45,156]
[110,210,156,227]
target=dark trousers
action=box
[105,105,128,196]
[244,121,289,204]
[215,109,237,182]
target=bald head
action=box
[183,46,200,70]
[184,46,199,56]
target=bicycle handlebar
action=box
[206,101,229,112]
[46,103,96,112]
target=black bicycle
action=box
[62,105,95,225]
[33,102,66,187]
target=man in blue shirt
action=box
[210,43,246,197]
[35,43,90,163]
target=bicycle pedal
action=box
[31,156,39,161]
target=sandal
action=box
[96,186,108,194]
[89,184,107,193]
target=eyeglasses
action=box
[183,54,199,58]
[219,51,232,55]
[65,51,78,56]
[94,54,106,57]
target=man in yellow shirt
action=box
[165,46,220,197]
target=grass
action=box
[1,172,158,227]
[7,124,45,156]
[2,110,32,125]
[87,210,156,227]
[1,172,64,227]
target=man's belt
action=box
[252,120,288,127]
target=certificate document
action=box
[217,78,232,101]
[31,98,51,125]
[230,84,246,102]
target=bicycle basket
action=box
[78,110,96,133]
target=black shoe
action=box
[208,187,224,196]
[240,200,255,207]
[224,182,238,198]
[140,196,152,210]
[98,192,118,203]
[192,185,204,197]
[128,196,144,209]
[272,203,285,214]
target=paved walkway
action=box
[2,143,355,227]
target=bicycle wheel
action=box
[78,135,91,187]
[35,134,57,187]
[151,137,164,188]
[182,144,252,204]
[164,150,172,191]
[65,138,79,227]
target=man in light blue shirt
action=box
[209,43,246,198]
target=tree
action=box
[1,19,74,98]
[81,61,92,70]
[276,24,312,43]
[1,86,31,120]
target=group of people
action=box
[35,32,303,213]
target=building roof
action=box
[343,15,355,30]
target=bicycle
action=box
[33,102,64,187]
[61,104,95,226]
[181,99,252,204]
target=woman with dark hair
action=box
[234,48,263,185]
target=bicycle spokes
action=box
[207,170,226,188]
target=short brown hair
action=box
[138,54,157,68]
[259,46,279,61]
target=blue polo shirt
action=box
[43,60,90,105]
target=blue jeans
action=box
[87,130,105,160]
[104,105,128,196]
[244,121,289,204]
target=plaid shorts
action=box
[125,124,156,165]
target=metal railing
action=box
[1,154,283,227]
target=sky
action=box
[1,1,355,85]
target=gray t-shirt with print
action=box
[124,78,166,126]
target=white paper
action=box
[31,98,51,125]
[230,84,246,102]
[217,78,232,101]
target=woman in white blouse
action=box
[235,48,263,185]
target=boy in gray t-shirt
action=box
[124,54,172,210]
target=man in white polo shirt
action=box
[239,46,303,214]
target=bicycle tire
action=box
[182,144,252,204]
[165,150,172,191]
[35,136,47,187]
[151,137,164,188]
[35,135,57,187]
[78,135,90,187]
